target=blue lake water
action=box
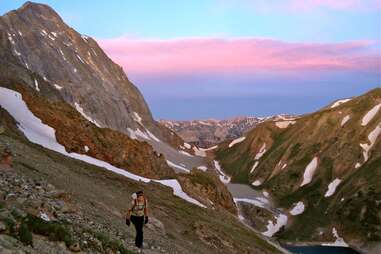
[286,246,361,254]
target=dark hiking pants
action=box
[131,215,144,248]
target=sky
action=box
[1,0,381,120]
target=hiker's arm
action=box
[144,199,148,217]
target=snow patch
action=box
[0,87,205,208]
[233,198,269,209]
[183,143,192,149]
[341,115,351,127]
[252,180,262,186]
[254,143,267,160]
[275,120,296,129]
[145,129,160,142]
[74,102,101,127]
[228,136,246,148]
[290,201,305,216]
[322,228,349,247]
[166,160,190,173]
[132,112,143,125]
[197,166,208,171]
[53,84,63,90]
[158,179,206,208]
[300,157,319,187]
[361,103,381,126]
[262,214,288,237]
[34,79,40,92]
[193,146,206,157]
[250,161,259,173]
[214,160,231,183]
[331,99,351,109]
[40,212,50,222]
[324,178,342,197]
[84,146,90,152]
[359,121,381,163]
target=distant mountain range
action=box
[160,115,295,148]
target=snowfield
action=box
[330,99,351,109]
[228,136,246,148]
[322,228,349,247]
[132,112,143,125]
[361,103,381,126]
[74,102,101,128]
[341,115,351,127]
[289,201,305,216]
[254,143,267,160]
[233,197,269,209]
[250,161,259,173]
[197,166,208,171]
[324,178,342,197]
[275,120,296,129]
[252,180,262,186]
[213,160,231,183]
[359,122,381,163]
[262,214,288,237]
[0,87,205,208]
[300,157,319,187]
[166,160,190,173]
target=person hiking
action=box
[126,190,148,252]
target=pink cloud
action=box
[97,37,380,76]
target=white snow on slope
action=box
[262,214,288,237]
[322,228,349,247]
[53,84,63,90]
[290,201,305,216]
[300,157,319,187]
[254,143,267,160]
[34,79,40,92]
[132,112,143,125]
[84,146,90,152]
[159,179,206,208]
[145,129,160,142]
[166,160,190,173]
[252,180,262,186]
[197,166,208,171]
[193,146,206,157]
[275,121,296,129]
[324,178,342,197]
[341,115,351,127]
[359,122,381,163]
[213,160,231,183]
[74,102,101,127]
[250,161,259,173]
[331,99,351,109]
[183,143,192,149]
[228,136,246,148]
[233,197,269,209]
[361,103,381,126]
[0,87,205,208]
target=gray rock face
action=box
[0,1,169,143]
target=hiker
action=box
[126,190,148,252]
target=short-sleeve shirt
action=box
[130,198,147,217]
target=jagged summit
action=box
[0,1,203,170]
